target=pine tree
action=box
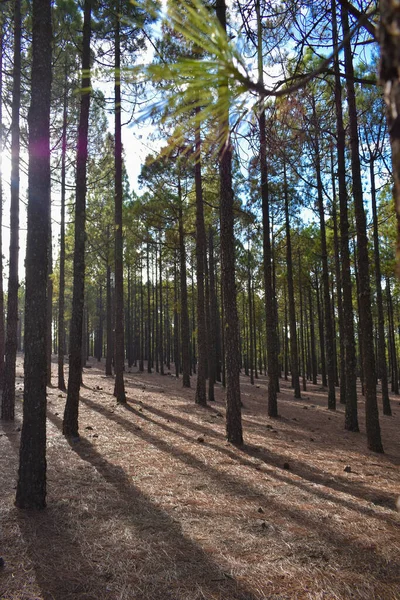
[16,0,52,509]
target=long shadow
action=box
[132,401,400,518]
[78,395,399,538]
[1,408,110,600]
[70,402,400,593]
[85,394,399,520]
[44,411,259,600]
[122,372,400,470]
[16,502,112,600]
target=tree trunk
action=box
[174,255,180,378]
[342,4,383,452]
[283,159,301,399]
[63,0,92,438]
[158,237,164,374]
[248,247,254,385]
[380,0,400,272]
[298,253,306,392]
[332,0,359,431]
[2,0,21,421]
[257,0,279,415]
[0,24,5,390]
[313,105,336,410]
[315,272,326,387]
[16,0,52,509]
[146,242,152,373]
[57,67,68,391]
[113,4,126,403]
[216,0,242,444]
[137,258,143,370]
[207,228,217,401]
[331,178,345,404]
[370,158,391,416]
[46,213,53,385]
[386,278,399,394]
[178,178,191,388]
[308,287,317,384]
[194,113,207,404]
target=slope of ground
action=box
[1,355,399,600]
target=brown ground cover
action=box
[1,355,400,600]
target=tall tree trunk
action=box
[155,251,159,373]
[380,0,400,271]
[331,173,346,404]
[309,287,317,385]
[174,255,180,378]
[298,252,306,392]
[283,159,301,399]
[332,0,359,431]
[46,214,53,385]
[312,104,336,410]
[194,112,207,405]
[207,228,217,401]
[57,67,68,391]
[386,278,399,394]
[63,0,92,438]
[113,3,126,403]
[178,178,191,388]
[106,255,113,375]
[216,0,242,444]
[139,255,144,372]
[283,284,288,381]
[146,242,152,373]
[315,272,327,387]
[370,158,391,416]
[158,235,164,375]
[247,247,254,385]
[2,0,21,421]
[342,5,383,452]
[16,0,52,509]
[257,0,279,416]
[0,23,5,390]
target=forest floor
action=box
[1,355,400,600]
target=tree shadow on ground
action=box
[116,396,399,517]
[78,395,399,537]
[36,411,259,600]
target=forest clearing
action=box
[1,355,399,600]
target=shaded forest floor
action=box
[1,355,400,600]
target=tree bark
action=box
[178,178,191,388]
[113,3,126,403]
[370,158,391,416]
[57,66,68,391]
[283,159,301,399]
[0,23,5,390]
[312,103,336,410]
[2,0,21,421]
[156,238,163,374]
[16,0,52,509]
[342,4,383,452]
[207,228,217,401]
[380,0,400,273]
[194,112,207,405]
[216,0,243,444]
[63,0,92,438]
[332,0,359,431]
[46,213,53,385]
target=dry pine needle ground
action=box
[1,355,400,600]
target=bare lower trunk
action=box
[342,5,382,452]
[2,0,21,421]
[63,0,92,438]
[16,0,52,509]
